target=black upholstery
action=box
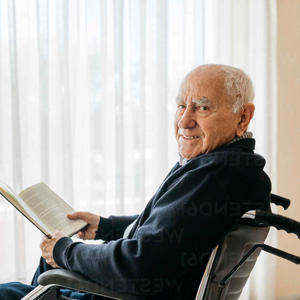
[200,224,269,300]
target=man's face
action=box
[174,66,241,159]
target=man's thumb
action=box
[68,212,84,220]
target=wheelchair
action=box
[22,194,300,300]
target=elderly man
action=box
[0,64,271,300]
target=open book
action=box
[0,181,88,238]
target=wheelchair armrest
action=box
[38,269,147,300]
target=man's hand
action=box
[40,230,67,268]
[67,211,100,240]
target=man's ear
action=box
[236,103,255,137]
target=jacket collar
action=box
[179,138,256,166]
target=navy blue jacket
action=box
[53,138,271,299]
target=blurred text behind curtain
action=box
[0,0,277,299]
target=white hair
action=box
[220,65,255,113]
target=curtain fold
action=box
[37,0,50,184]
[0,1,277,299]
[8,0,26,282]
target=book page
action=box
[19,182,87,236]
[0,181,51,236]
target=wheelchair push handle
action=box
[262,244,300,264]
[255,210,300,239]
[270,194,291,210]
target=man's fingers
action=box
[76,231,86,240]
[67,212,80,219]
[40,238,48,250]
[52,230,66,239]
[67,211,87,220]
[41,235,49,242]
[46,258,54,266]
[42,244,49,253]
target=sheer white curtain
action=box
[0,0,277,299]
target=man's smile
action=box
[180,134,201,140]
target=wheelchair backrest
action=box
[196,223,269,300]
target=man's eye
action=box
[178,105,186,109]
[199,106,209,111]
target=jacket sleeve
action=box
[95,215,139,242]
[53,167,271,296]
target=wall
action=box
[276,0,300,297]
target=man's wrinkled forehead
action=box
[178,67,227,103]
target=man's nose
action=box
[178,106,196,129]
